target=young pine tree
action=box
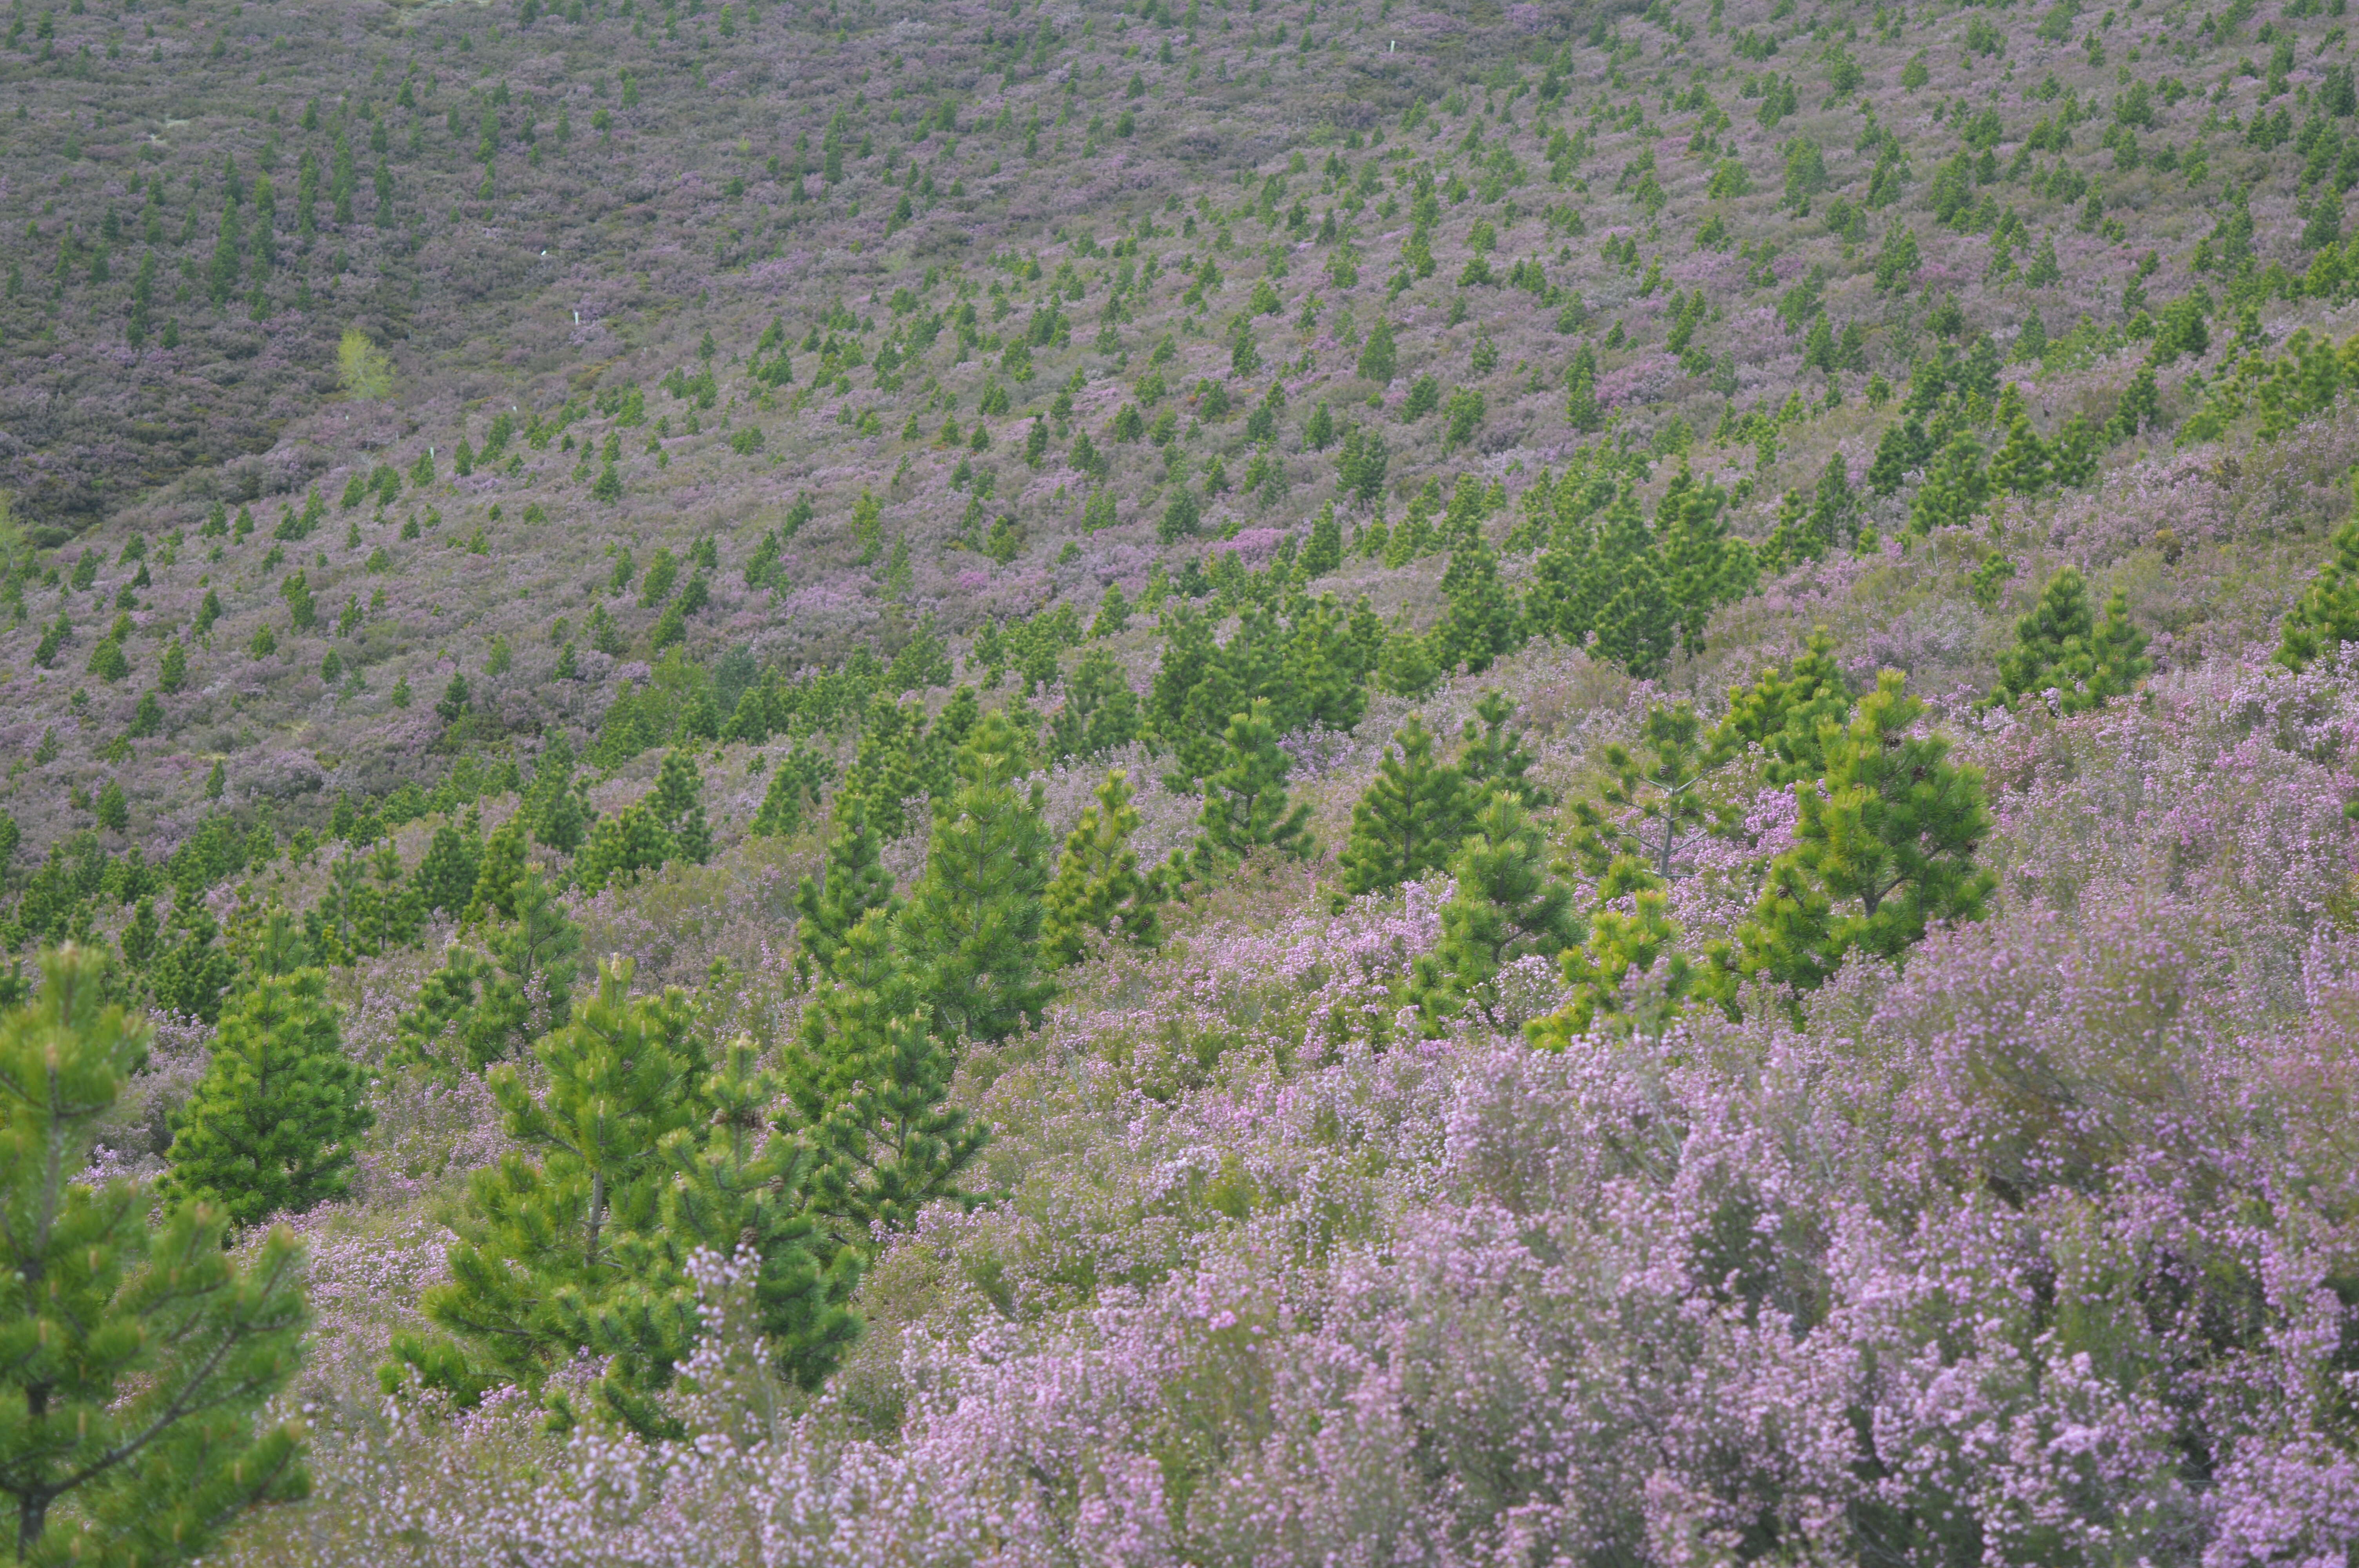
[1041,769,1162,966]
[1407,795,1585,1033]
[1190,699,1315,878]
[460,816,530,927]
[1457,689,1554,809]
[0,947,310,1564]
[647,747,713,864]
[1430,534,1522,675]
[1566,702,1733,888]
[901,711,1056,1045]
[1714,626,1854,786]
[386,958,711,1421]
[782,908,991,1255]
[791,802,901,987]
[163,966,373,1227]
[1740,670,1996,990]
[528,731,589,854]
[1336,713,1474,903]
[390,869,583,1076]
[1528,877,1735,1045]
[1992,566,2151,713]
[411,812,484,919]
[580,1031,863,1434]
[2278,515,2359,671]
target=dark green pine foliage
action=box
[1763,455,1857,575]
[572,748,712,895]
[1585,486,1681,678]
[1047,644,1143,762]
[1300,499,1345,579]
[750,742,837,840]
[587,1032,862,1433]
[390,869,584,1076]
[148,902,240,1025]
[1740,671,1996,991]
[1041,769,1162,966]
[1565,341,1604,430]
[782,909,990,1254]
[0,947,311,1566]
[836,693,940,829]
[1407,795,1585,1033]
[461,817,529,927]
[2278,515,2359,671]
[411,810,484,918]
[527,731,588,854]
[386,959,712,1424]
[792,802,903,987]
[1336,713,1474,902]
[1276,593,1372,733]
[1526,474,1614,648]
[1152,603,1298,788]
[647,748,713,864]
[1654,463,1756,657]
[1992,566,2152,713]
[900,711,1056,1045]
[1567,702,1733,887]
[1866,415,1933,495]
[1431,532,1523,675]
[1907,432,1990,533]
[1190,698,1315,877]
[1715,626,1854,785]
[1458,689,1554,809]
[162,967,372,1227]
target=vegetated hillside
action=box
[3,0,2359,1557]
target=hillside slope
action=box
[3,0,2359,1559]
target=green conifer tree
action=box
[2279,515,2359,671]
[391,870,583,1076]
[791,803,902,987]
[647,748,712,864]
[1431,533,1523,673]
[411,813,484,918]
[1336,713,1473,902]
[781,909,991,1254]
[1190,699,1315,875]
[162,967,373,1227]
[1041,769,1163,966]
[0,947,311,1565]
[750,759,813,838]
[1457,689,1554,809]
[1739,670,1996,989]
[1407,795,1585,1032]
[1714,626,1854,785]
[1988,414,2051,495]
[1567,702,1733,886]
[1992,566,2152,713]
[900,711,1057,1044]
[528,732,589,854]
[1907,431,1990,533]
[1528,870,1734,1044]
[385,959,711,1421]
[1299,499,1344,579]
[578,1031,862,1434]
[461,817,530,927]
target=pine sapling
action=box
[163,965,373,1226]
[1336,712,1473,904]
[900,711,1056,1044]
[1041,768,1163,966]
[0,947,311,1564]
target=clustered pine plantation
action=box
[1,0,2358,1556]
